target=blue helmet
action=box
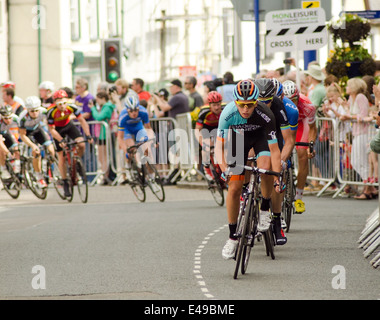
[124,96,140,111]
[271,78,283,97]
[233,79,259,101]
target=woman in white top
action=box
[340,78,376,199]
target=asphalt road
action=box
[0,184,379,301]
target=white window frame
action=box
[70,0,81,41]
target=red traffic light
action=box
[107,44,118,54]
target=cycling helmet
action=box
[124,96,140,111]
[254,78,276,101]
[233,79,259,101]
[39,81,55,92]
[53,89,68,101]
[282,80,299,100]
[207,91,222,104]
[0,105,13,117]
[272,78,283,97]
[25,96,42,110]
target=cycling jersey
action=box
[46,103,82,128]
[269,96,290,151]
[11,101,24,117]
[19,108,52,147]
[297,94,316,124]
[196,106,224,132]
[217,102,278,175]
[282,96,299,131]
[118,106,150,141]
[0,114,19,141]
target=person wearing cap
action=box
[39,81,55,108]
[154,79,189,119]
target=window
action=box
[107,0,118,37]
[70,0,81,41]
[87,0,99,41]
[223,8,242,62]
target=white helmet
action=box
[282,80,299,99]
[124,96,140,111]
[39,81,55,92]
[25,96,42,109]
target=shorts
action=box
[122,127,148,142]
[296,118,310,149]
[54,121,82,152]
[2,132,18,150]
[27,127,53,147]
[225,128,271,177]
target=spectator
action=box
[217,72,235,103]
[149,88,169,118]
[97,82,110,94]
[184,76,203,111]
[111,78,139,114]
[2,87,24,116]
[74,78,97,182]
[154,79,189,119]
[374,60,380,77]
[202,81,216,105]
[324,74,338,87]
[131,78,151,102]
[304,64,326,114]
[2,81,25,108]
[90,91,116,185]
[340,78,375,199]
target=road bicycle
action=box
[282,141,314,232]
[61,138,89,203]
[233,162,283,279]
[0,154,22,199]
[126,139,165,203]
[204,145,227,206]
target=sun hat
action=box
[304,64,326,81]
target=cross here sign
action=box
[265,7,328,54]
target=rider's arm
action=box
[143,122,156,140]
[48,125,64,143]
[0,135,10,155]
[280,127,295,162]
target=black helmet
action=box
[0,105,13,117]
[255,78,276,102]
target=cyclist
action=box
[47,89,93,198]
[216,79,282,260]
[283,80,317,214]
[195,91,224,181]
[0,105,21,179]
[38,81,55,109]
[19,96,55,189]
[117,96,155,178]
[255,78,295,245]
[2,86,24,116]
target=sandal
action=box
[354,193,373,200]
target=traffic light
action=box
[101,38,122,83]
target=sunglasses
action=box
[29,109,39,113]
[258,97,273,104]
[235,100,257,109]
[56,101,67,106]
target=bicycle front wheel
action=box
[74,157,88,203]
[130,161,146,202]
[49,156,66,200]
[1,163,21,199]
[144,161,165,202]
[283,167,295,232]
[263,226,275,260]
[24,158,47,200]
[208,165,224,206]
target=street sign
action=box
[265,8,328,54]
[343,10,380,20]
[302,1,320,9]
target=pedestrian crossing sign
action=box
[302,1,320,8]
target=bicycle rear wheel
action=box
[130,161,146,202]
[74,157,88,203]
[1,163,21,199]
[283,167,295,232]
[23,158,47,200]
[49,156,66,200]
[144,161,165,202]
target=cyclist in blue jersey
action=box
[117,96,155,172]
[216,79,282,260]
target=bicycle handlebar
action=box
[295,141,314,154]
[127,138,156,154]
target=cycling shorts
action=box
[227,127,271,177]
[123,127,148,142]
[54,121,82,152]
[27,127,53,147]
[296,118,309,149]
[2,132,18,150]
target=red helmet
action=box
[1,81,16,89]
[207,91,222,104]
[53,89,68,100]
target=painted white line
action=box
[193,224,228,300]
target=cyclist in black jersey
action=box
[216,79,282,259]
[255,78,296,245]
